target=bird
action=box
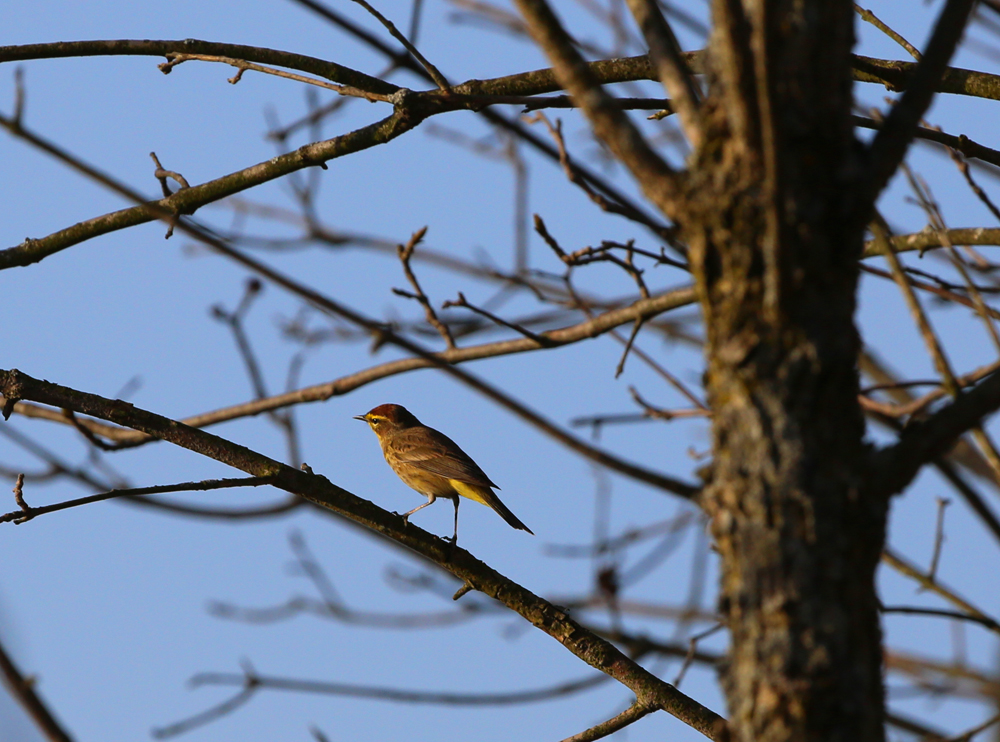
[354,403,533,543]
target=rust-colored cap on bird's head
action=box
[353,403,422,428]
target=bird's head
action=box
[354,403,422,436]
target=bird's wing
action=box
[394,427,500,489]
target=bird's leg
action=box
[450,496,460,545]
[398,495,436,525]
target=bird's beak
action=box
[353,415,368,422]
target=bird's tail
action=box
[451,480,533,534]
[488,493,534,535]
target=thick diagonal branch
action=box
[512,0,682,219]
[868,370,1000,500]
[625,0,703,148]
[865,0,978,204]
[0,368,723,738]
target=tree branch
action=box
[852,54,1000,101]
[625,0,702,148]
[865,0,978,204]
[512,0,682,219]
[861,227,1000,259]
[0,632,73,742]
[0,39,396,94]
[3,281,700,499]
[560,699,658,742]
[0,101,698,498]
[188,667,609,706]
[3,286,698,439]
[0,476,275,524]
[3,37,678,241]
[0,368,723,738]
[852,114,1000,169]
[0,108,414,269]
[709,0,759,154]
[867,369,1000,500]
[345,0,449,88]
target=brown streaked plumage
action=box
[354,403,533,542]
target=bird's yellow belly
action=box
[449,479,491,506]
[394,466,490,506]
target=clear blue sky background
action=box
[2,2,1000,741]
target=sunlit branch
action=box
[0,368,723,737]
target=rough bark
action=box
[688,2,886,741]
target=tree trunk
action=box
[689,3,888,741]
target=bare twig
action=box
[149,151,190,196]
[855,112,1000,171]
[12,66,26,127]
[885,711,949,741]
[615,318,644,378]
[902,166,1000,352]
[525,115,681,248]
[950,149,1000,224]
[155,662,616,742]
[861,227,1000,260]
[866,367,1000,500]
[870,217,1000,486]
[0,104,420,269]
[347,0,449,88]
[210,279,303,466]
[945,712,1000,742]
[904,174,1000,480]
[148,150,188,237]
[209,530,489,628]
[871,220,958,391]
[882,548,1000,635]
[0,420,118,494]
[569,408,710,431]
[190,665,611,705]
[0,476,276,525]
[11,472,29,518]
[629,387,711,421]
[673,623,725,687]
[152,661,258,739]
[927,496,951,583]
[393,227,456,348]
[546,511,699,559]
[854,5,923,60]
[442,292,552,345]
[625,0,702,147]
[4,285,699,445]
[520,95,673,112]
[535,215,667,290]
[512,0,681,219]
[865,0,978,203]
[559,699,657,742]
[0,631,74,742]
[881,605,999,633]
[157,52,393,101]
[613,332,709,412]
[860,263,1000,322]
[933,460,1000,548]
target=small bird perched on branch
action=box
[354,403,533,543]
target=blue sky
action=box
[3,2,1000,741]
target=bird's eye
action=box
[371,418,379,425]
